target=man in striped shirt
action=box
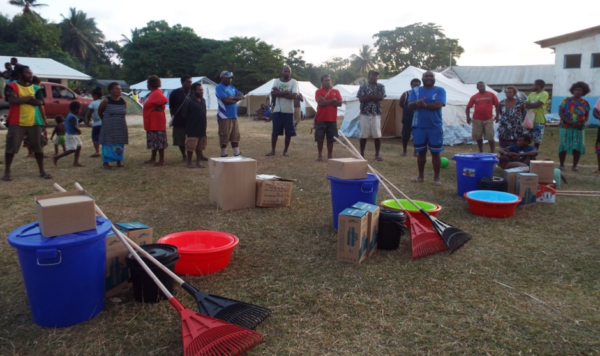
[215,71,244,157]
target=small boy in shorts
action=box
[50,115,66,154]
[52,101,84,167]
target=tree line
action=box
[1,1,465,93]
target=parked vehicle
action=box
[0,82,92,128]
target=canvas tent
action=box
[129,77,218,110]
[340,66,496,146]
[244,79,319,117]
[333,84,359,117]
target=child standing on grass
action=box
[53,101,84,167]
[593,100,600,174]
[50,115,66,155]
[86,87,104,157]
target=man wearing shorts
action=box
[182,82,208,168]
[466,81,499,153]
[314,75,342,162]
[408,71,446,186]
[3,65,51,181]
[525,79,549,149]
[357,70,386,161]
[399,78,421,157]
[267,66,298,157]
[169,75,193,161]
[215,71,244,157]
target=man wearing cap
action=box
[314,74,342,161]
[357,70,386,161]
[215,71,244,157]
[267,65,299,157]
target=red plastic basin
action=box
[464,191,522,218]
[157,231,239,275]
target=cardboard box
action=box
[255,175,295,208]
[504,168,523,194]
[517,173,538,208]
[337,208,369,264]
[327,158,368,180]
[352,202,380,257]
[209,157,257,211]
[529,161,555,183]
[537,181,556,203]
[105,222,153,297]
[35,191,96,237]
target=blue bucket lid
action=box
[327,173,377,183]
[8,217,112,250]
[452,153,498,161]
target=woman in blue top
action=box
[558,81,590,172]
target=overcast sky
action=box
[4,0,599,68]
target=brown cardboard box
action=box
[256,175,295,208]
[517,173,538,208]
[529,161,555,183]
[209,157,257,211]
[327,158,368,180]
[337,208,369,264]
[35,191,96,237]
[352,202,380,257]
[105,222,153,297]
[504,168,528,194]
[537,181,556,203]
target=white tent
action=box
[333,84,359,117]
[340,66,496,145]
[244,79,319,117]
[129,76,218,110]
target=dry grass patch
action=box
[1,117,600,355]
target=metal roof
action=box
[536,25,600,48]
[446,65,554,86]
[0,55,91,80]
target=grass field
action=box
[1,116,600,355]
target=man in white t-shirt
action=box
[85,88,104,157]
[266,66,298,157]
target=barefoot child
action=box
[50,115,66,155]
[498,133,538,165]
[53,101,84,167]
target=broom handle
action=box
[333,136,405,211]
[336,132,422,210]
[53,183,175,299]
[69,183,187,286]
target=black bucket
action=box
[378,209,407,250]
[126,244,179,303]
[478,176,507,192]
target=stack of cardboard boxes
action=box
[337,202,380,264]
[504,160,557,208]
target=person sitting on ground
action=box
[497,155,529,171]
[261,106,272,121]
[53,101,84,167]
[498,133,538,165]
[50,115,66,155]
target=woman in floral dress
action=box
[496,86,525,148]
[558,81,591,171]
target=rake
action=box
[54,183,265,356]
[336,132,472,253]
[59,183,271,331]
[407,213,449,259]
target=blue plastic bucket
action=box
[328,173,379,229]
[8,217,112,328]
[452,153,499,196]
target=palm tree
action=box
[351,45,375,76]
[8,0,47,15]
[119,28,140,46]
[59,8,105,66]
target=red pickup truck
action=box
[1,82,92,128]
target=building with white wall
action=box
[535,25,600,118]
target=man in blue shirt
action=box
[215,71,244,157]
[408,71,446,186]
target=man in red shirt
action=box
[466,81,499,153]
[314,75,342,161]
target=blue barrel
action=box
[452,153,499,196]
[8,217,112,328]
[328,173,379,229]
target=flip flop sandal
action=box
[221,154,228,157]
[593,170,600,174]
[265,152,275,156]
[411,177,424,183]
[433,181,442,186]
[1,175,12,181]
[375,156,384,161]
[39,173,52,179]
